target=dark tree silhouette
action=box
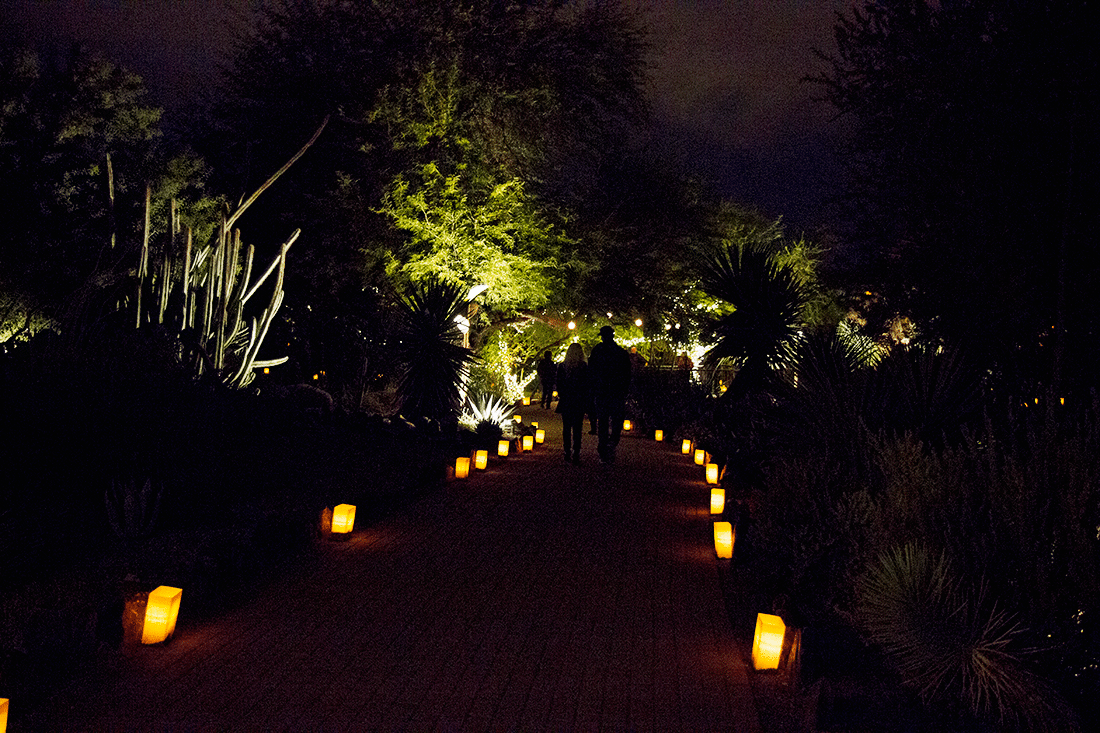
[814,0,1100,393]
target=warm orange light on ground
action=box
[706,463,719,484]
[475,450,488,469]
[752,613,786,670]
[522,396,530,406]
[623,419,632,431]
[711,488,725,514]
[694,449,705,465]
[682,439,692,454]
[513,414,522,423]
[522,435,534,451]
[535,429,545,444]
[654,429,663,441]
[142,586,183,644]
[332,504,356,534]
[455,456,470,478]
[714,522,734,559]
[1,697,8,732]
[498,440,510,457]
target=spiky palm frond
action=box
[392,277,476,422]
[696,245,807,393]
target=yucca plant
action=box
[857,542,1077,731]
[392,277,476,423]
[696,244,807,398]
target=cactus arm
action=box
[243,229,299,304]
[225,115,329,231]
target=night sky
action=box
[4,0,848,229]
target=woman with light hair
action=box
[555,342,590,464]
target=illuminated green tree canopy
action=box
[207,0,650,310]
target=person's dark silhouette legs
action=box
[562,412,583,464]
[595,403,611,462]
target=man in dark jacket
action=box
[587,325,631,462]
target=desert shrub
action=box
[857,542,1078,732]
[750,452,879,631]
[628,367,709,436]
[762,330,876,488]
[862,412,1100,726]
[864,343,983,448]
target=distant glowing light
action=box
[568,321,576,330]
[634,318,643,327]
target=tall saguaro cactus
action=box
[132,118,328,388]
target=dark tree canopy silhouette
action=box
[815,0,1100,392]
[0,43,162,312]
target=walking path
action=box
[21,404,759,731]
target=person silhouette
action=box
[536,350,557,408]
[587,325,631,462]
[555,342,589,464]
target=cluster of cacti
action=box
[131,117,328,388]
[134,190,295,389]
[105,473,163,540]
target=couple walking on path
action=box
[555,325,632,464]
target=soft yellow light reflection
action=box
[710,488,725,514]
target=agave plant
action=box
[857,542,1076,731]
[460,392,515,432]
[696,244,807,397]
[391,277,476,423]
